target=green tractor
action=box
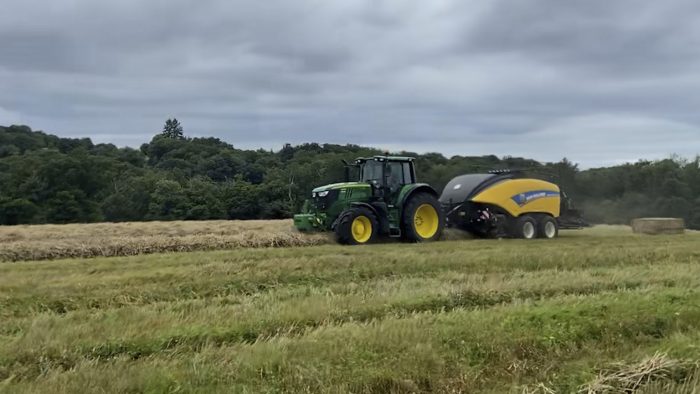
[294,156,444,244]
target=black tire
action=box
[334,207,379,245]
[401,192,444,242]
[512,215,537,239]
[537,215,559,239]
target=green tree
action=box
[161,118,184,139]
[148,180,188,220]
[222,178,262,219]
[45,191,83,223]
[0,198,38,225]
[184,177,226,219]
[690,197,700,229]
[100,176,154,222]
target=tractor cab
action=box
[353,156,417,201]
[294,155,444,245]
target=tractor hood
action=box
[311,182,369,193]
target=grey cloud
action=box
[0,32,84,72]
[1,0,699,168]
[462,0,700,75]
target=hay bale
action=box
[631,218,685,235]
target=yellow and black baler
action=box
[440,171,584,239]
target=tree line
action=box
[1,121,699,229]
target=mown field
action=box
[1,224,700,393]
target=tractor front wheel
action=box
[401,193,444,242]
[335,207,379,245]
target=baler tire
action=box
[335,207,379,245]
[401,192,444,242]
[537,216,559,239]
[513,215,537,239]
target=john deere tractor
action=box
[294,156,444,244]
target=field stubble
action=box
[0,223,699,393]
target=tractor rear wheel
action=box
[401,193,444,242]
[513,215,537,239]
[335,207,379,245]
[537,215,559,239]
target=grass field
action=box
[1,224,700,393]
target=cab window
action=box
[360,160,383,182]
[402,162,413,183]
[386,162,406,191]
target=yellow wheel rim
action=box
[351,216,372,243]
[414,204,439,239]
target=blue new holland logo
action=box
[511,190,560,206]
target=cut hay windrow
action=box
[0,220,477,262]
[0,220,332,262]
[580,352,700,394]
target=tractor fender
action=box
[330,202,384,232]
[350,202,380,217]
[398,184,439,210]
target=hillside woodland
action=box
[1,122,699,229]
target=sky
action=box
[2,0,700,168]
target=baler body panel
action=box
[439,174,497,204]
[471,178,561,217]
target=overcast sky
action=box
[2,0,700,168]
